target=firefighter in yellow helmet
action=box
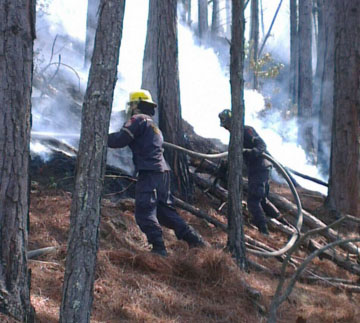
[108,89,207,256]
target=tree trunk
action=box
[198,0,208,40]
[60,1,125,322]
[228,0,247,270]
[328,0,360,217]
[157,0,193,201]
[142,0,159,106]
[84,0,100,68]
[225,0,232,38]
[211,0,220,36]
[289,0,298,106]
[249,0,259,89]
[297,0,314,159]
[316,0,335,176]
[0,0,36,321]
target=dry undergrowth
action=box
[27,185,360,323]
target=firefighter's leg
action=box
[156,172,207,247]
[247,171,269,235]
[135,172,167,255]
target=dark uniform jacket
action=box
[243,125,271,173]
[108,114,170,172]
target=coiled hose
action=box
[163,141,303,257]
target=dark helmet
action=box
[218,109,232,130]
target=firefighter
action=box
[108,89,207,256]
[218,109,280,235]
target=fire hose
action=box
[163,141,303,257]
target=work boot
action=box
[182,226,209,248]
[151,240,168,257]
[257,222,269,236]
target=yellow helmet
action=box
[129,89,157,106]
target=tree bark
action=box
[249,0,259,89]
[211,0,220,36]
[157,0,193,201]
[228,0,247,270]
[328,0,360,217]
[60,1,125,322]
[297,0,314,159]
[315,0,335,176]
[198,0,208,40]
[289,0,298,106]
[0,0,36,321]
[142,0,158,105]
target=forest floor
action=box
[2,168,360,323]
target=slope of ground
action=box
[26,175,360,323]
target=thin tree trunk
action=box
[198,0,208,40]
[142,0,159,104]
[0,0,36,321]
[60,1,125,322]
[317,0,335,176]
[228,0,247,270]
[289,0,298,106]
[297,0,314,159]
[211,0,220,36]
[249,0,259,89]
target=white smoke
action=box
[31,0,327,193]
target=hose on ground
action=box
[163,141,303,257]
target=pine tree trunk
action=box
[60,1,125,322]
[316,0,335,176]
[211,0,220,36]
[198,0,208,40]
[328,0,360,218]
[157,0,193,201]
[289,0,298,106]
[0,0,36,321]
[142,0,159,105]
[228,0,247,270]
[297,0,314,159]
[249,0,259,89]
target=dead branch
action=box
[267,213,360,323]
[28,246,57,259]
[307,239,360,276]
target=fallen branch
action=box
[28,246,58,259]
[268,237,360,323]
[173,196,227,230]
[269,193,360,255]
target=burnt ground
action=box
[2,151,358,323]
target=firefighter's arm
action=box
[245,126,267,157]
[108,129,133,148]
[108,116,143,148]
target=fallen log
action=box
[173,196,227,230]
[192,170,359,256]
[269,193,360,255]
[307,239,360,276]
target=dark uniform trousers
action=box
[247,166,280,227]
[135,170,190,245]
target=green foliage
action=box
[251,52,284,80]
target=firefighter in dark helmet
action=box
[218,109,280,235]
[108,89,207,256]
